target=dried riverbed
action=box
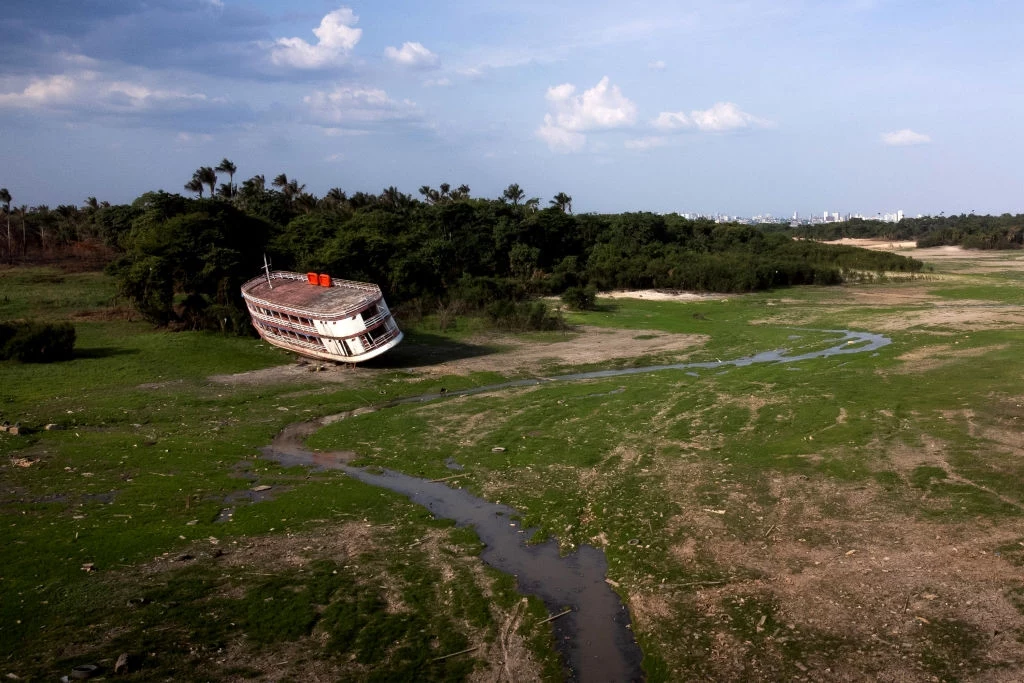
[262,329,891,681]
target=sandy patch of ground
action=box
[419,326,707,377]
[825,238,920,251]
[889,343,1011,374]
[601,289,730,302]
[751,281,1023,332]
[210,325,708,385]
[825,239,1024,273]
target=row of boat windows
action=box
[253,307,314,327]
[255,320,325,347]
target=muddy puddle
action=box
[261,328,891,681]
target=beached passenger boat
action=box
[241,269,403,363]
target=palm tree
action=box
[348,191,377,209]
[322,187,348,211]
[0,188,11,264]
[418,185,439,204]
[272,173,303,203]
[524,197,540,213]
[195,167,217,198]
[84,196,99,212]
[185,177,204,198]
[295,192,318,214]
[379,186,410,210]
[502,183,525,206]
[453,184,471,200]
[550,192,573,214]
[215,158,237,197]
[241,175,265,195]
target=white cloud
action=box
[690,102,770,131]
[271,7,362,69]
[537,116,586,152]
[0,74,82,107]
[648,60,666,70]
[423,77,451,88]
[654,102,770,133]
[881,128,931,146]
[653,111,691,131]
[625,136,668,150]
[385,42,439,69]
[536,76,637,152]
[0,71,213,113]
[304,85,419,128]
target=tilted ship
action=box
[241,266,403,363]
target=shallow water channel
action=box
[263,329,891,681]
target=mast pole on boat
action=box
[263,254,273,289]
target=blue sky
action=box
[2,1,1022,217]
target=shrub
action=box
[485,300,565,332]
[561,285,597,310]
[0,322,76,363]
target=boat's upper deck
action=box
[242,272,381,319]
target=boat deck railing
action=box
[248,309,319,334]
[258,327,326,353]
[241,271,382,320]
[360,309,390,329]
[360,322,402,351]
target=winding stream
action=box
[263,328,891,682]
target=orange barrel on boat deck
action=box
[319,273,332,287]
[306,272,318,284]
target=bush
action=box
[0,322,76,363]
[561,285,597,310]
[485,300,565,332]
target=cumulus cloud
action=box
[624,136,668,150]
[881,128,931,146]
[653,102,770,132]
[385,42,439,69]
[537,119,586,153]
[270,7,361,69]
[303,85,419,129]
[536,76,637,152]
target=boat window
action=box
[361,303,380,322]
[367,325,389,343]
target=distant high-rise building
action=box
[897,210,904,222]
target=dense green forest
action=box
[790,213,1024,249]
[1,168,924,332]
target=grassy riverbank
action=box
[3,248,1024,680]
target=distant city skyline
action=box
[3,1,1023,216]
